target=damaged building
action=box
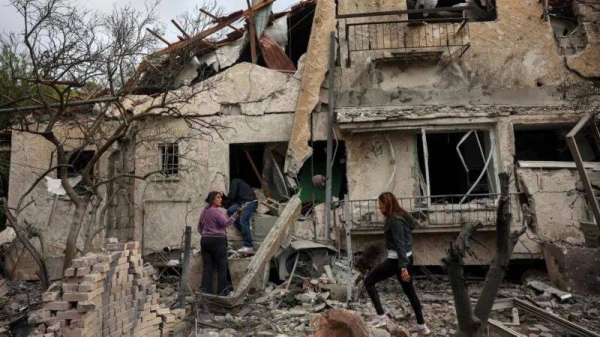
[2,0,600,300]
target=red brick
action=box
[42,291,60,302]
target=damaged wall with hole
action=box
[335,0,592,107]
[339,104,600,263]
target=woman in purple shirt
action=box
[198,191,242,295]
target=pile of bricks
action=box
[29,239,186,337]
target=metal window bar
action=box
[159,143,179,176]
[345,17,470,66]
[343,193,522,229]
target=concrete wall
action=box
[336,0,582,107]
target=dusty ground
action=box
[191,273,600,337]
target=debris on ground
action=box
[190,271,600,337]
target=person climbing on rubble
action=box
[198,191,244,296]
[364,192,430,335]
[226,178,259,255]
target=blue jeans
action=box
[227,201,257,248]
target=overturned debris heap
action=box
[28,240,187,337]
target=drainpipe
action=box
[325,32,335,241]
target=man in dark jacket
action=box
[227,179,258,254]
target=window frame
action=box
[418,125,499,208]
[158,142,180,177]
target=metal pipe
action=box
[325,32,335,242]
[0,96,119,113]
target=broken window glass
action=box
[417,130,496,204]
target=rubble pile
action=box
[192,271,600,337]
[27,239,187,337]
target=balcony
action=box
[342,193,522,234]
[343,17,470,68]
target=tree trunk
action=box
[63,199,89,272]
[2,199,50,289]
[473,174,512,333]
[83,200,100,254]
[445,173,529,337]
[444,247,480,337]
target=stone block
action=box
[45,301,72,311]
[42,291,60,302]
[63,292,92,302]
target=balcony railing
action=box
[344,17,470,67]
[343,193,522,232]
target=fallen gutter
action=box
[203,195,302,307]
[284,0,336,178]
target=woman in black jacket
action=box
[365,192,430,335]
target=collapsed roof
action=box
[127,0,317,95]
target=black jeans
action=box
[200,236,231,296]
[364,256,425,324]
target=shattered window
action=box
[514,126,600,162]
[159,143,179,176]
[56,150,95,195]
[417,130,497,203]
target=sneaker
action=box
[237,246,256,255]
[409,324,431,335]
[368,314,388,327]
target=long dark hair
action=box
[205,191,222,207]
[378,192,408,219]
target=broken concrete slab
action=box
[527,280,573,302]
[284,0,336,178]
[542,242,600,296]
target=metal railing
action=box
[344,17,470,66]
[343,193,522,229]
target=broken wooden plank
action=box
[171,19,191,39]
[514,298,600,337]
[488,319,527,337]
[146,28,171,46]
[259,34,296,71]
[244,150,272,198]
[198,8,244,35]
[246,0,258,65]
[203,195,302,307]
[527,280,573,302]
[150,0,274,58]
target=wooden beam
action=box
[146,28,171,46]
[246,0,258,64]
[171,19,191,39]
[150,0,274,58]
[244,150,272,197]
[198,8,244,35]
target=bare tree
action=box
[0,0,224,288]
[175,0,224,38]
[443,173,533,337]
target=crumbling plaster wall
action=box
[336,0,579,107]
[566,1,600,78]
[345,131,418,200]
[134,112,332,253]
[341,109,590,260]
[517,168,596,242]
[7,128,112,259]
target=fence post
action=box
[179,225,192,308]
